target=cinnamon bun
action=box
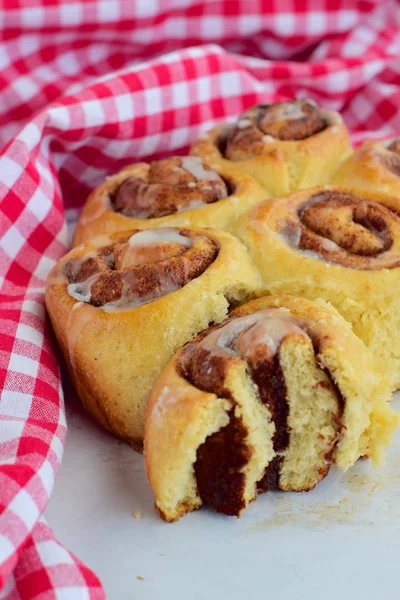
[73,156,267,245]
[239,186,400,387]
[332,137,400,205]
[145,296,397,521]
[45,227,260,447]
[190,100,352,196]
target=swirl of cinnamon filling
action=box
[65,228,218,309]
[166,307,345,517]
[380,137,400,176]
[111,157,229,218]
[224,100,328,160]
[277,190,400,270]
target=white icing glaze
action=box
[277,218,341,260]
[67,273,100,303]
[199,309,308,360]
[305,99,317,108]
[278,226,302,248]
[102,258,192,312]
[101,278,182,312]
[187,182,197,188]
[180,157,220,181]
[66,229,195,312]
[237,118,251,129]
[176,200,205,213]
[264,102,306,123]
[320,238,340,251]
[151,386,179,426]
[67,252,98,281]
[128,229,191,248]
[237,315,308,356]
[262,135,274,143]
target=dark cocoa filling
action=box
[258,456,282,492]
[194,412,251,517]
[191,352,289,511]
[250,356,289,452]
[314,360,345,479]
[111,157,230,218]
[250,356,289,493]
[64,230,218,307]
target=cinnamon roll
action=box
[145,296,397,522]
[190,100,352,196]
[332,138,400,206]
[73,156,267,246]
[45,227,260,447]
[239,186,400,387]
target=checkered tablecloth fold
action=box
[1,1,400,597]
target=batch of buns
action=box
[46,99,400,522]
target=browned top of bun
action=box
[112,157,229,218]
[381,138,400,176]
[65,229,218,308]
[224,100,328,160]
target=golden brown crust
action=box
[65,229,217,307]
[190,101,352,196]
[332,138,400,200]
[113,157,228,217]
[225,101,327,159]
[246,187,400,270]
[73,157,267,246]
[46,227,261,444]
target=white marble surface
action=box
[46,396,400,599]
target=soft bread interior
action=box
[218,366,275,506]
[278,337,340,491]
[154,396,231,521]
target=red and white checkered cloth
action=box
[1,0,400,597]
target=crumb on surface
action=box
[133,510,141,519]
[137,576,144,581]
